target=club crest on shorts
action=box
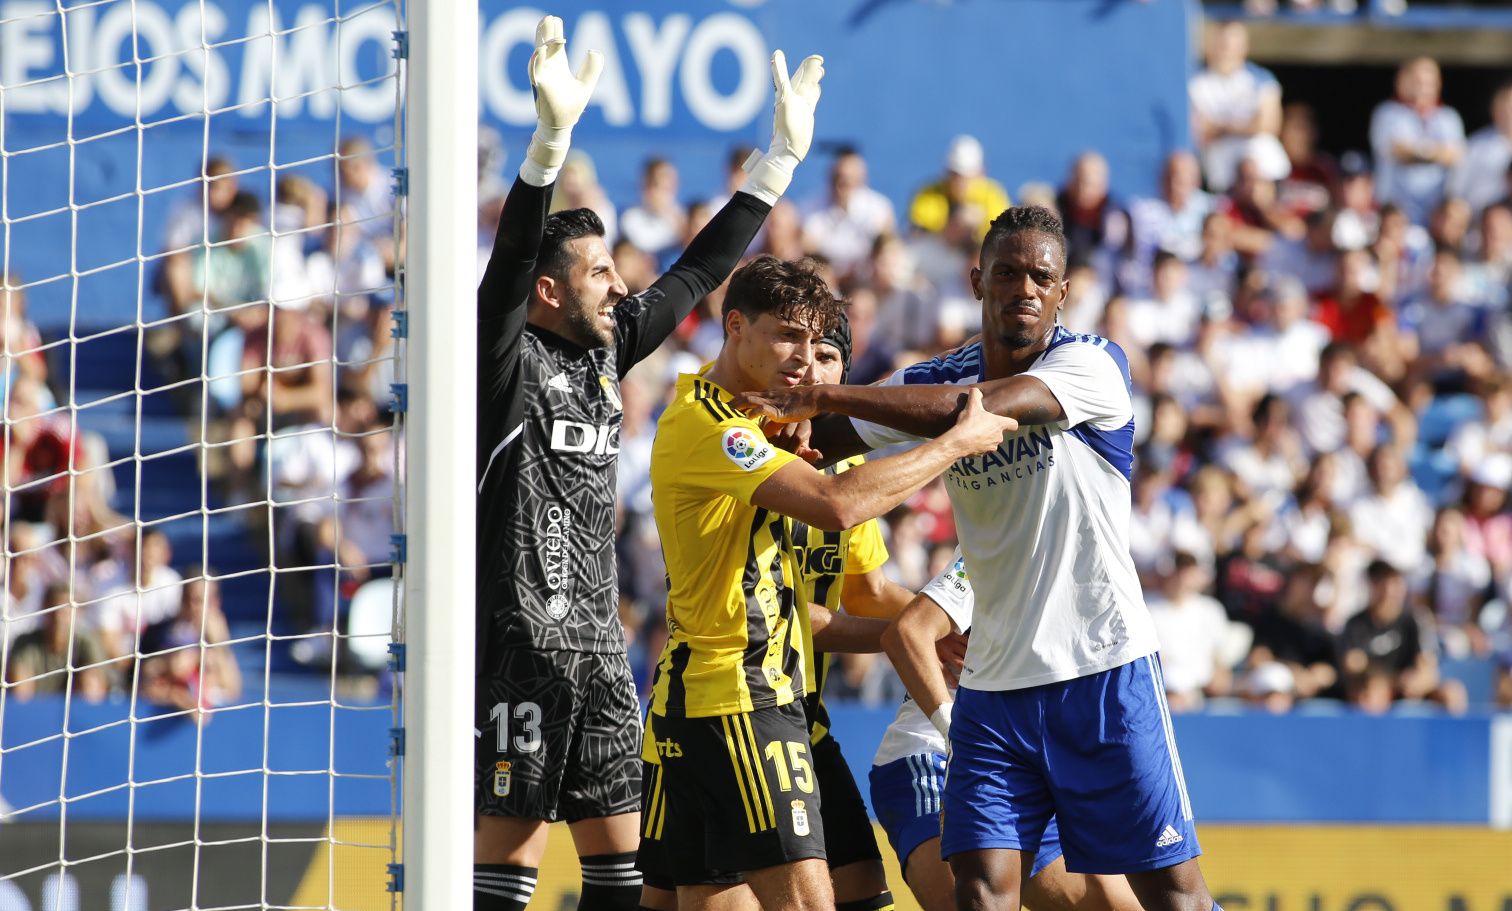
[791,799,809,837]
[493,761,513,797]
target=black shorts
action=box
[474,648,641,822]
[637,701,825,885]
[810,732,883,870]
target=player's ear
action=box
[724,307,746,339]
[969,266,984,301]
[534,274,560,310]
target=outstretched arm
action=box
[616,51,826,375]
[745,375,1062,443]
[880,592,957,723]
[809,604,889,654]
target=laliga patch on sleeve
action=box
[721,427,776,472]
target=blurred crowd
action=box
[3,136,400,714]
[6,22,1512,715]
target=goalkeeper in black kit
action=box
[473,15,827,911]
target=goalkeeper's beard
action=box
[558,285,616,349]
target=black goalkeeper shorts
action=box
[474,648,641,822]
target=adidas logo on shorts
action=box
[1155,825,1184,848]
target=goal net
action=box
[1,0,409,905]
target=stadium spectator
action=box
[1416,505,1492,658]
[1124,251,1202,349]
[164,190,271,329]
[619,156,686,266]
[139,571,242,714]
[1220,393,1305,501]
[802,147,898,278]
[1236,276,1330,396]
[1187,212,1241,302]
[1369,57,1465,225]
[1399,247,1492,385]
[304,203,389,323]
[1189,21,1288,192]
[239,303,335,429]
[1250,566,1341,700]
[1123,150,1214,295]
[1146,552,1234,709]
[550,151,619,245]
[4,376,79,523]
[1340,559,1466,713]
[5,583,111,702]
[1350,444,1433,573]
[868,233,939,353]
[335,136,397,267]
[907,134,1010,238]
[1,273,48,405]
[1278,102,1338,218]
[1056,151,1129,281]
[1466,202,1512,307]
[1461,455,1512,579]
[1446,377,1512,477]
[1241,661,1297,714]
[89,529,183,662]
[162,155,239,253]
[1450,82,1512,215]
[334,428,395,570]
[1223,155,1306,258]
[1329,151,1380,253]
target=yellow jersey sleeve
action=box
[675,383,799,505]
[845,518,890,577]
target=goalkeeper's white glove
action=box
[520,15,604,187]
[741,50,825,205]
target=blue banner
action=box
[2,0,1193,327]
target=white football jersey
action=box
[853,329,1159,691]
[873,550,974,766]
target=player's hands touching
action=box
[520,16,603,183]
[528,16,603,134]
[740,50,825,204]
[766,419,823,463]
[943,388,1017,456]
[731,385,821,425]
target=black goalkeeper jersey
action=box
[476,177,769,657]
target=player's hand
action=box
[520,16,602,183]
[943,388,1017,456]
[740,50,825,203]
[731,385,821,425]
[936,631,968,680]
[766,419,822,463]
[528,16,603,135]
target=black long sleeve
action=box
[479,176,552,340]
[614,190,771,377]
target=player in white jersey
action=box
[734,206,1222,911]
[871,551,1140,911]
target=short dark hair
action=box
[536,208,606,282]
[724,256,842,336]
[1366,559,1400,583]
[224,190,262,222]
[982,206,1067,264]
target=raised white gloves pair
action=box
[519,15,823,202]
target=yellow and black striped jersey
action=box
[648,372,810,719]
[789,456,890,743]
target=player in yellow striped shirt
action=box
[640,255,1015,909]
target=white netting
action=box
[0,0,405,906]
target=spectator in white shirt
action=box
[162,155,239,253]
[1351,444,1433,574]
[1221,393,1305,503]
[1446,376,1512,477]
[551,151,620,246]
[1147,552,1234,710]
[1290,342,1408,456]
[89,529,183,661]
[1189,21,1289,193]
[1125,251,1203,349]
[1450,83,1512,216]
[1415,505,1492,659]
[336,136,397,269]
[1369,57,1465,225]
[1238,277,1329,396]
[1122,150,1214,295]
[802,148,897,279]
[620,157,686,268]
